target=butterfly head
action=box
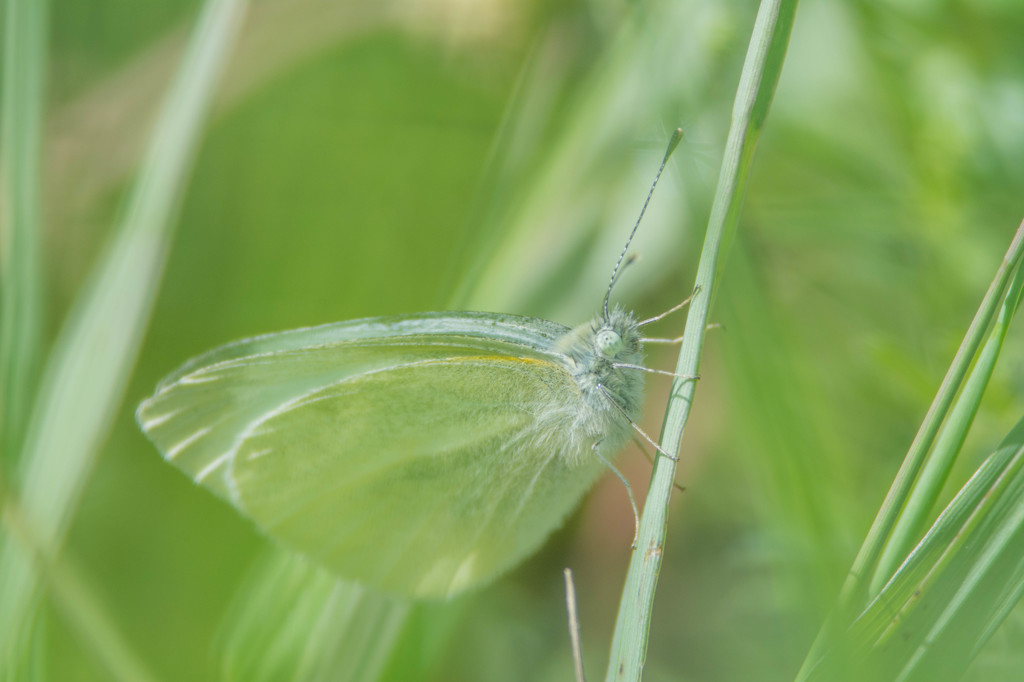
[557,307,643,393]
[595,306,642,363]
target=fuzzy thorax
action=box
[554,306,645,454]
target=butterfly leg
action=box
[632,436,686,494]
[613,363,700,381]
[638,285,701,327]
[642,323,723,345]
[591,439,639,548]
[597,384,678,463]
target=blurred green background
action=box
[13,0,1024,679]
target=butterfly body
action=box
[138,309,645,597]
[556,306,644,445]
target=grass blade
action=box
[605,1,799,679]
[220,552,412,682]
[220,550,461,682]
[872,248,1024,593]
[805,413,1024,681]
[0,0,46,464]
[797,222,1024,678]
[1,491,159,682]
[0,0,247,676]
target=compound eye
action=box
[595,329,623,358]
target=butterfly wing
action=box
[137,313,612,597]
[137,313,568,498]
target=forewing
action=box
[229,355,607,598]
[137,313,570,498]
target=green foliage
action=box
[2,0,1024,680]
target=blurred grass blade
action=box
[605,1,799,680]
[805,412,1024,681]
[1,492,158,681]
[221,551,457,682]
[0,0,46,464]
[0,0,247,676]
[453,0,717,321]
[798,222,1024,678]
[873,252,1024,594]
[219,552,400,682]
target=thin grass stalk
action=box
[604,1,799,679]
[0,0,51,673]
[0,0,247,675]
[803,414,1024,680]
[897,450,1024,679]
[1,491,159,681]
[0,0,46,465]
[797,220,1024,679]
[872,253,1024,594]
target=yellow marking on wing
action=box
[457,355,552,366]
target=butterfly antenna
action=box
[607,253,639,294]
[602,128,684,320]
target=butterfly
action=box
[137,130,686,598]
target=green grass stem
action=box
[0,0,46,468]
[872,245,1024,594]
[0,0,247,676]
[1,491,159,682]
[604,1,799,679]
[797,220,1024,679]
[805,413,1024,680]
